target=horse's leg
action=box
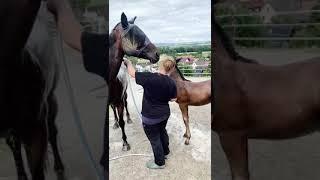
[117,105,130,151]
[24,121,47,180]
[219,133,249,180]
[112,105,119,129]
[179,104,191,145]
[124,92,132,124]
[6,135,28,180]
[48,94,65,177]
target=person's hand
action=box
[170,98,177,102]
[123,58,132,67]
[47,0,65,16]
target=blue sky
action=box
[109,0,211,44]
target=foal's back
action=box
[218,56,320,138]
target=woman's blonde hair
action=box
[158,54,176,73]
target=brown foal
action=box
[168,58,211,145]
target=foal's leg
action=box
[24,121,47,180]
[6,135,28,180]
[179,104,191,145]
[219,133,249,180]
[111,105,119,129]
[117,105,130,151]
[48,94,65,176]
[124,92,132,124]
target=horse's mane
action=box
[175,64,191,82]
[214,20,258,64]
[109,23,120,45]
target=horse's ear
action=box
[121,12,129,29]
[128,16,137,24]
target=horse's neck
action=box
[108,35,124,83]
[170,70,184,82]
[213,31,235,68]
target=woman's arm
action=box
[124,59,136,78]
[47,0,82,51]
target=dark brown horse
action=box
[168,58,211,145]
[0,1,53,179]
[5,5,65,180]
[213,16,320,180]
[100,12,159,167]
[111,63,132,129]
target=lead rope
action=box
[127,72,142,121]
[56,35,104,180]
[109,71,152,161]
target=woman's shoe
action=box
[146,160,165,169]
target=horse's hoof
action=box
[122,144,131,151]
[127,119,133,124]
[113,123,119,129]
[184,139,190,145]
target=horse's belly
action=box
[248,112,318,139]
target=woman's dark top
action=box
[81,32,108,81]
[136,72,177,124]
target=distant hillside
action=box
[156,41,211,47]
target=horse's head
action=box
[114,13,160,64]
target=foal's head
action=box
[111,13,160,64]
[161,55,189,81]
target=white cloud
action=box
[109,0,211,44]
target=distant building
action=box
[177,57,195,64]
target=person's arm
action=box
[124,59,136,78]
[47,0,82,51]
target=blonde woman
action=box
[124,55,177,169]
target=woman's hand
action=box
[170,98,177,102]
[123,58,132,67]
[46,0,82,52]
[47,0,65,16]
[124,58,136,78]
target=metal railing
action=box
[216,9,320,43]
[177,64,211,77]
[135,64,211,77]
[216,9,320,18]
